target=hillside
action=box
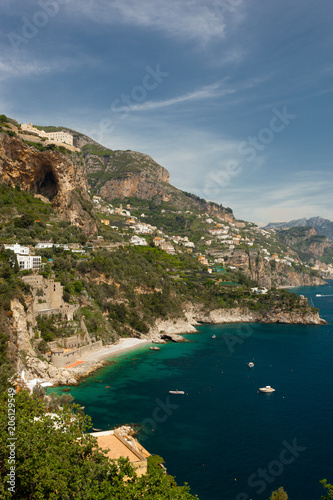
[277,227,332,260]
[82,144,234,220]
[0,112,329,388]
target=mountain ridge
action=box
[265,216,333,241]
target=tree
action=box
[14,213,34,228]
[321,479,333,499]
[268,487,288,499]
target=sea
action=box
[49,282,333,500]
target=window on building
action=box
[32,258,41,269]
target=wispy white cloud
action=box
[0,48,100,82]
[0,59,52,80]
[219,173,333,223]
[67,0,245,43]
[127,83,235,112]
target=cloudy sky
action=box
[1,0,332,225]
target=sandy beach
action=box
[68,338,151,378]
[81,338,150,362]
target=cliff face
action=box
[0,133,96,234]
[278,227,333,259]
[228,249,326,288]
[10,299,78,385]
[84,148,234,220]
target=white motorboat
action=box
[150,346,160,351]
[212,335,216,339]
[248,362,254,368]
[259,386,275,393]
[169,390,185,395]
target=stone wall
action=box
[50,340,103,368]
[22,275,79,321]
[47,331,92,351]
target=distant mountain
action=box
[265,217,333,241]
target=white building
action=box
[134,223,156,234]
[4,244,29,255]
[130,236,147,246]
[46,131,73,146]
[20,123,73,146]
[35,242,54,249]
[17,255,41,270]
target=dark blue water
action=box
[50,283,333,499]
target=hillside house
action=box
[153,237,165,247]
[160,242,176,254]
[198,255,209,266]
[17,255,41,270]
[4,244,29,255]
[130,235,147,246]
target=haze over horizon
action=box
[1,0,332,225]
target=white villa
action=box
[20,123,73,146]
[4,244,29,255]
[17,255,41,270]
[130,235,147,246]
[4,243,42,270]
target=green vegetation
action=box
[22,140,69,155]
[81,143,113,156]
[320,246,333,264]
[268,487,288,499]
[39,243,316,343]
[320,479,333,499]
[33,125,66,132]
[0,184,88,245]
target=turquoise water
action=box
[50,283,333,499]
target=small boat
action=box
[169,390,185,395]
[150,346,160,351]
[93,428,102,431]
[212,335,216,339]
[259,386,275,393]
[248,362,254,368]
[105,386,110,388]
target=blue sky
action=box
[1,0,332,225]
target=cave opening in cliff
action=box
[37,167,58,199]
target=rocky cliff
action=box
[10,299,78,386]
[0,133,96,235]
[83,147,234,220]
[277,227,332,259]
[228,249,326,288]
[145,304,327,340]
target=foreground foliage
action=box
[0,390,196,499]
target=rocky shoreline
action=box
[145,305,327,340]
[14,299,326,388]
